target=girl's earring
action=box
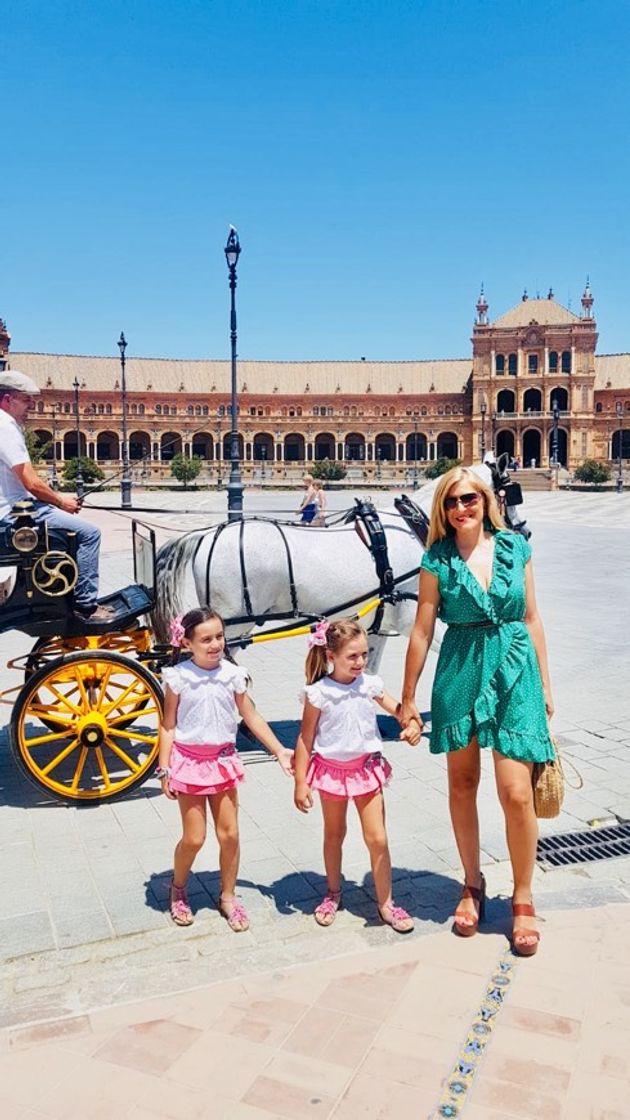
[326,659,334,675]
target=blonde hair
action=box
[312,479,323,490]
[427,466,506,547]
[305,619,366,685]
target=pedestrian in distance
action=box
[296,473,318,524]
[399,467,554,956]
[294,618,421,932]
[312,479,327,526]
[157,607,293,932]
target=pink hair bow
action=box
[169,616,185,648]
[307,620,330,649]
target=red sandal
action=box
[453,873,486,938]
[512,899,540,957]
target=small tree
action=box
[311,459,347,481]
[424,456,461,480]
[170,453,203,489]
[573,459,611,485]
[62,456,105,487]
[25,430,52,464]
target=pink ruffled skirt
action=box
[169,741,245,795]
[306,751,392,801]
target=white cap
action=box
[0,370,41,395]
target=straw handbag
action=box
[532,737,582,819]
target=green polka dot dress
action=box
[420,530,554,763]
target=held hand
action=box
[397,699,421,730]
[400,718,422,746]
[294,782,313,813]
[275,747,294,777]
[59,495,81,514]
[161,776,178,800]
[544,689,555,720]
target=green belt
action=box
[447,620,500,629]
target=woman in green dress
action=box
[400,466,554,956]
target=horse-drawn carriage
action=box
[0,501,168,803]
[0,458,528,805]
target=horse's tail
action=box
[152,531,204,642]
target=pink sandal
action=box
[378,901,414,934]
[219,897,250,933]
[314,890,342,927]
[169,881,194,926]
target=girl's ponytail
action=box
[304,618,366,685]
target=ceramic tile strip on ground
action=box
[428,947,518,1120]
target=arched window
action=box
[561,350,571,373]
[508,353,517,376]
[528,354,538,374]
[495,354,505,375]
[105,404,112,414]
[595,402,603,413]
[138,404,145,415]
[549,351,558,373]
[155,404,162,414]
[187,404,193,415]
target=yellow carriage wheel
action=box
[24,630,155,733]
[10,651,163,803]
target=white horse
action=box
[153,462,528,671]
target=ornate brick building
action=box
[1,283,628,481]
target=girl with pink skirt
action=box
[157,608,293,932]
[294,619,420,932]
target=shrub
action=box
[573,459,611,485]
[170,453,203,488]
[62,456,105,486]
[424,456,461,480]
[311,459,347,481]
[25,430,52,464]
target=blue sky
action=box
[2,0,629,361]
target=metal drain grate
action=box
[537,822,630,868]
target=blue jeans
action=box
[30,502,101,609]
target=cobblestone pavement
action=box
[1,490,629,1050]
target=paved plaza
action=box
[0,488,629,1118]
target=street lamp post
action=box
[413,420,418,489]
[72,378,85,500]
[491,410,497,456]
[224,226,243,521]
[551,397,560,490]
[50,406,58,489]
[480,397,487,461]
[616,401,624,493]
[118,332,132,510]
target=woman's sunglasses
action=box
[444,492,481,511]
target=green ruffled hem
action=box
[428,715,555,763]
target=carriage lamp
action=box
[616,400,624,493]
[224,227,244,521]
[12,525,39,552]
[72,378,85,501]
[118,332,132,510]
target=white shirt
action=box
[301,672,385,761]
[0,411,30,519]
[162,658,249,745]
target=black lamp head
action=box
[225,226,241,269]
[118,332,127,356]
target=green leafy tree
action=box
[25,430,52,464]
[62,456,105,487]
[311,459,347,481]
[573,459,611,485]
[170,453,203,488]
[424,456,461,480]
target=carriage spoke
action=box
[40,738,81,776]
[23,728,76,747]
[95,665,114,708]
[41,683,83,716]
[109,707,158,725]
[29,708,81,727]
[70,668,92,711]
[70,747,89,792]
[103,737,142,773]
[101,679,148,715]
[94,747,112,789]
[108,727,157,745]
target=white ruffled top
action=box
[301,673,385,761]
[162,659,249,745]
